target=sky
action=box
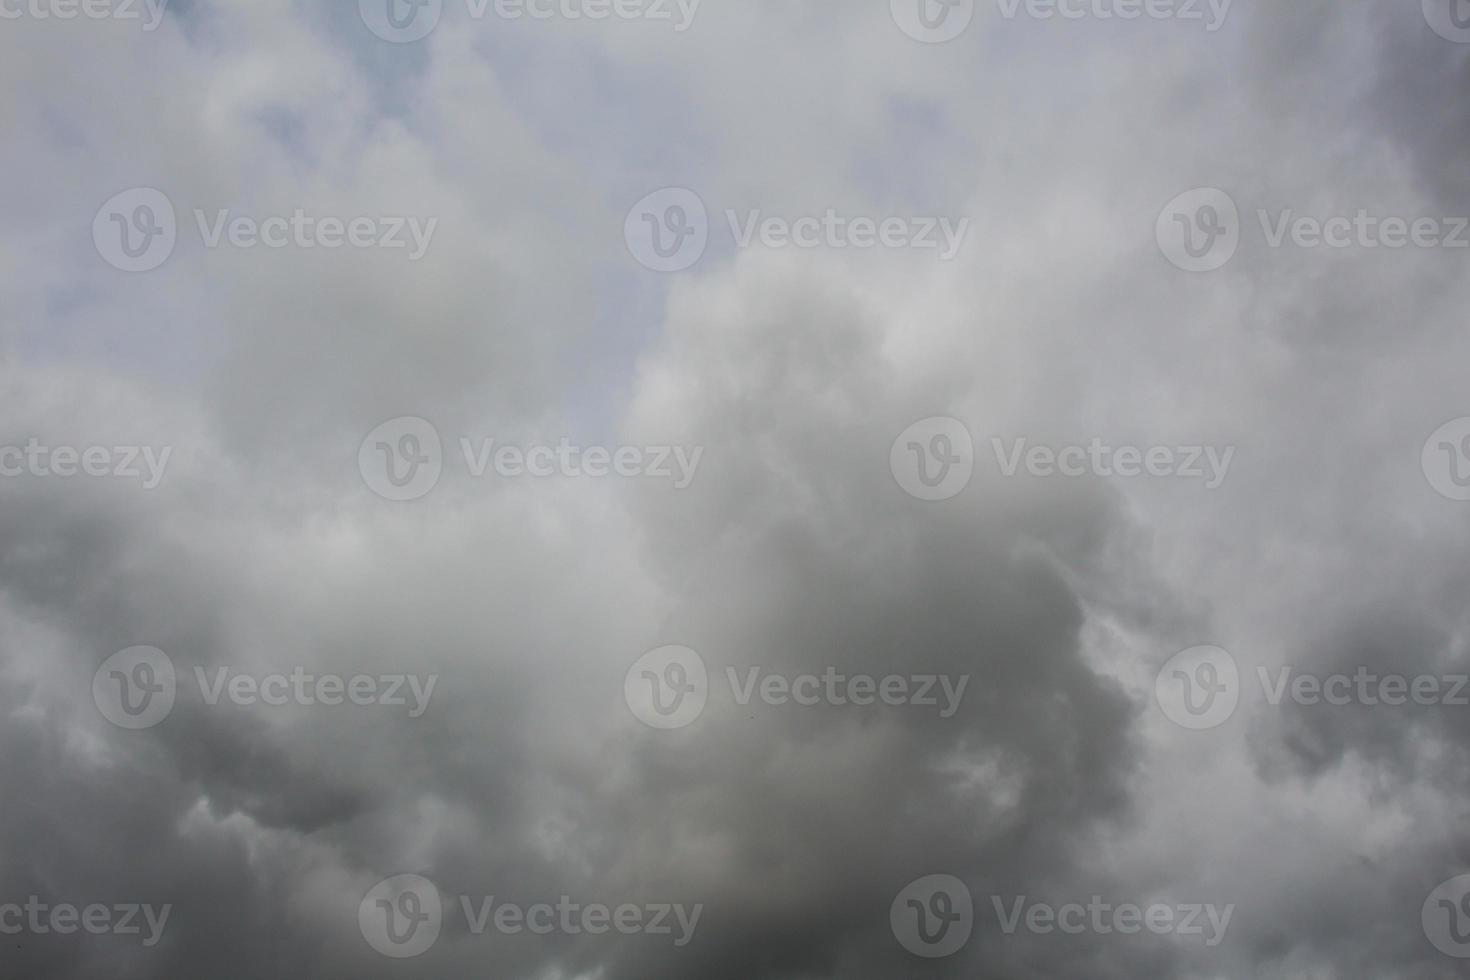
[3,1,1470,977]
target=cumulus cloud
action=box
[2,2,1469,978]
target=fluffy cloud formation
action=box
[2,1,1469,977]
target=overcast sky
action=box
[3,1,1470,977]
